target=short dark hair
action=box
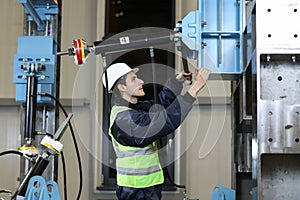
[111,74,127,104]
[110,74,126,91]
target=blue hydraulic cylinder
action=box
[14,36,57,104]
[180,0,244,78]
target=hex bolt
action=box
[38,64,45,71]
[21,65,28,70]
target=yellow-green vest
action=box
[109,105,164,188]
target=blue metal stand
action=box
[24,176,61,200]
[210,184,235,200]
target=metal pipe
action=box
[12,152,50,199]
[149,47,158,104]
[42,106,47,133]
[56,48,73,56]
[217,0,223,67]
[24,75,38,141]
[19,0,45,31]
[45,19,49,36]
[93,30,173,55]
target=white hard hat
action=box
[102,63,139,91]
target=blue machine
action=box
[12,1,62,199]
[12,0,242,199]
[14,36,57,103]
[179,0,243,78]
[14,0,58,103]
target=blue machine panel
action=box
[14,36,57,103]
[181,0,243,77]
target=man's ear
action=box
[117,83,126,92]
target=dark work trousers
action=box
[116,184,163,200]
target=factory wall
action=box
[0,0,232,200]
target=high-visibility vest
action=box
[109,105,164,188]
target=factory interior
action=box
[0,0,299,199]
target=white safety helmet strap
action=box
[102,63,139,92]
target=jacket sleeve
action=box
[156,76,183,108]
[112,92,196,147]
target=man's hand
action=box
[176,71,192,82]
[188,68,211,97]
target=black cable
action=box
[103,62,111,138]
[60,151,67,200]
[158,139,186,189]
[39,92,82,200]
[0,150,23,157]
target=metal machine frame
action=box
[12,0,61,198]
[11,0,300,199]
[181,0,300,199]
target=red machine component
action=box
[72,39,88,65]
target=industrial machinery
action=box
[178,0,300,200]
[60,0,300,200]
[5,0,300,199]
[7,0,74,199]
[177,0,300,199]
[12,113,73,200]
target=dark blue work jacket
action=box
[111,76,196,148]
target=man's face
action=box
[123,71,145,97]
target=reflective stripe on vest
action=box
[109,105,164,188]
[111,139,156,158]
[117,165,161,176]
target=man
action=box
[102,62,210,200]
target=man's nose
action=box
[139,79,144,85]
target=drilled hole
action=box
[34,192,39,197]
[294,9,298,12]
[285,124,293,129]
[268,34,272,38]
[48,185,53,192]
[34,181,40,188]
[295,138,299,143]
[268,138,273,142]
[267,8,271,12]
[294,34,298,38]
[277,76,283,81]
